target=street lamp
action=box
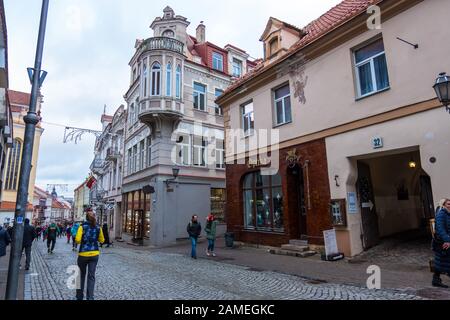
[433,72,450,113]
[165,166,180,189]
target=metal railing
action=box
[140,37,184,55]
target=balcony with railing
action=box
[106,147,121,162]
[140,37,184,55]
[90,157,107,175]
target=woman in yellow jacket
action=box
[75,209,105,300]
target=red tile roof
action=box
[220,0,382,97]
[0,201,34,211]
[8,90,30,106]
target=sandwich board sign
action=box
[323,229,339,257]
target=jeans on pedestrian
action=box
[47,238,56,251]
[22,245,32,269]
[72,236,77,249]
[207,239,215,252]
[76,255,99,300]
[190,237,198,258]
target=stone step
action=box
[280,244,309,252]
[269,249,317,258]
[289,239,308,246]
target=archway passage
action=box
[356,149,434,251]
[287,164,307,240]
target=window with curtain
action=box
[151,62,161,96]
[274,84,292,125]
[241,101,254,137]
[176,65,182,99]
[176,133,190,166]
[242,171,284,231]
[166,63,172,96]
[215,88,224,115]
[354,38,390,97]
[5,139,22,190]
[192,135,207,167]
[193,82,206,111]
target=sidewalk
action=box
[115,236,450,300]
[0,247,25,300]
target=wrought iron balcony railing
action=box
[140,37,184,55]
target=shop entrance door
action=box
[420,175,435,219]
[357,161,380,250]
[133,209,144,242]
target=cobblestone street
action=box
[23,239,426,300]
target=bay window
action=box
[151,62,161,96]
[166,63,172,96]
[176,65,182,99]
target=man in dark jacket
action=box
[0,225,11,259]
[100,223,111,248]
[45,223,59,254]
[22,219,36,270]
[187,215,201,259]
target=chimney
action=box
[196,21,206,44]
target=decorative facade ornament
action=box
[278,54,309,104]
[286,148,300,168]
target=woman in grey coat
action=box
[0,224,12,258]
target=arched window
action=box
[242,171,284,230]
[151,62,161,96]
[5,139,22,190]
[166,62,172,97]
[176,64,182,99]
[143,59,148,97]
[162,30,174,38]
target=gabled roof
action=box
[259,17,303,41]
[220,0,382,98]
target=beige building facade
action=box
[217,0,450,256]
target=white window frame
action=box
[232,58,242,77]
[273,84,292,126]
[177,133,191,166]
[192,135,207,167]
[212,52,224,72]
[215,139,225,169]
[354,41,389,98]
[146,137,152,167]
[241,101,254,137]
[193,82,207,111]
[151,62,162,96]
[166,62,172,97]
[127,149,132,175]
[214,88,224,116]
[132,145,138,173]
[142,59,148,97]
[176,65,182,99]
[139,140,145,171]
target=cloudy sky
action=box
[5,0,341,197]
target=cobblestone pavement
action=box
[24,239,425,300]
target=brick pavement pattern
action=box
[25,239,425,300]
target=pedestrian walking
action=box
[21,219,36,271]
[187,215,201,259]
[35,226,42,241]
[432,198,450,288]
[7,225,13,240]
[66,225,72,244]
[75,209,105,300]
[204,213,218,257]
[0,224,11,259]
[45,223,59,254]
[100,223,111,248]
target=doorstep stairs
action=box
[269,239,317,258]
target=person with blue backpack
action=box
[71,222,80,251]
[75,209,105,300]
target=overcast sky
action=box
[4,0,341,197]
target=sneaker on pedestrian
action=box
[212,252,216,257]
[206,250,211,256]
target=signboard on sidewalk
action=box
[323,229,339,257]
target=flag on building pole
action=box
[86,175,96,189]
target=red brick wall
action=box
[225,139,332,246]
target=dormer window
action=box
[162,29,175,38]
[269,37,279,56]
[212,52,224,72]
